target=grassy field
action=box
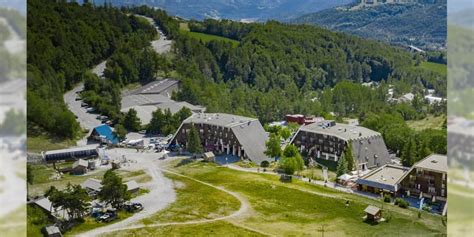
[179,22,239,47]
[109,160,446,236]
[407,115,445,131]
[27,135,78,153]
[420,61,447,77]
[105,221,264,237]
[300,167,337,182]
[141,172,240,225]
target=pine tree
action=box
[187,125,203,156]
[401,136,418,167]
[344,141,355,171]
[336,155,348,177]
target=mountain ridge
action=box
[293,2,446,50]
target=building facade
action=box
[399,154,447,200]
[170,113,270,165]
[290,120,390,171]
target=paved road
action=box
[136,15,172,54]
[92,60,107,78]
[64,84,102,132]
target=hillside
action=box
[86,0,353,21]
[293,2,446,50]
[128,6,446,125]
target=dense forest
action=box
[293,2,447,51]
[27,0,156,138]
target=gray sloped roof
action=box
[135,79,179,95]
[364,205,381,216]
[413,154,447,173]
[231,120,270,164]
[80,178,102,192]
[125,180,139,191]
[300,121,381,141]
[184,113,259,128]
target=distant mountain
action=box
[448,8,474,30]
[293,2,446,50]
[88,0,354,21]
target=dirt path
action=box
[78,167,271,236]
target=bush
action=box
[395,198,409,208]
[260,160,270,168]
[383,194,391,203]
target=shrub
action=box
[383,194,391,203]
[261,160,270,168]
[395,198,409,208]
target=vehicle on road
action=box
[81,102,88,107]
[124,202,143,213]
[86,107,96,113]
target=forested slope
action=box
[293,2,447,50]
[27,0,155,138]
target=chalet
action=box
[290,120,390,172]
[171,113,270,165]
[89,124,119,145]
[399,154,448,201]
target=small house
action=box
[125,180,140,193]
[80,178,103,194]
[71,159,88,175]
[203,152,215,162]
[43,225,62,237]
[89,124,119,145]
[364,205,382,221]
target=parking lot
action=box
[63,84,102,131]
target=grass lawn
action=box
[105,221,264,237]
[27,205,52,237]
[300,167,337,182]
[420,61,447,77]
[179,22,239,48]
[27,135,78,153]
[407,115,445,131]
[110,160,446,236]
[141,172,240,225]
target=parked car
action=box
[124,203,143,213]
[75,96,82,101]
[86,107,96,113]
[81,102,88,107]
[138,130,146,135]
